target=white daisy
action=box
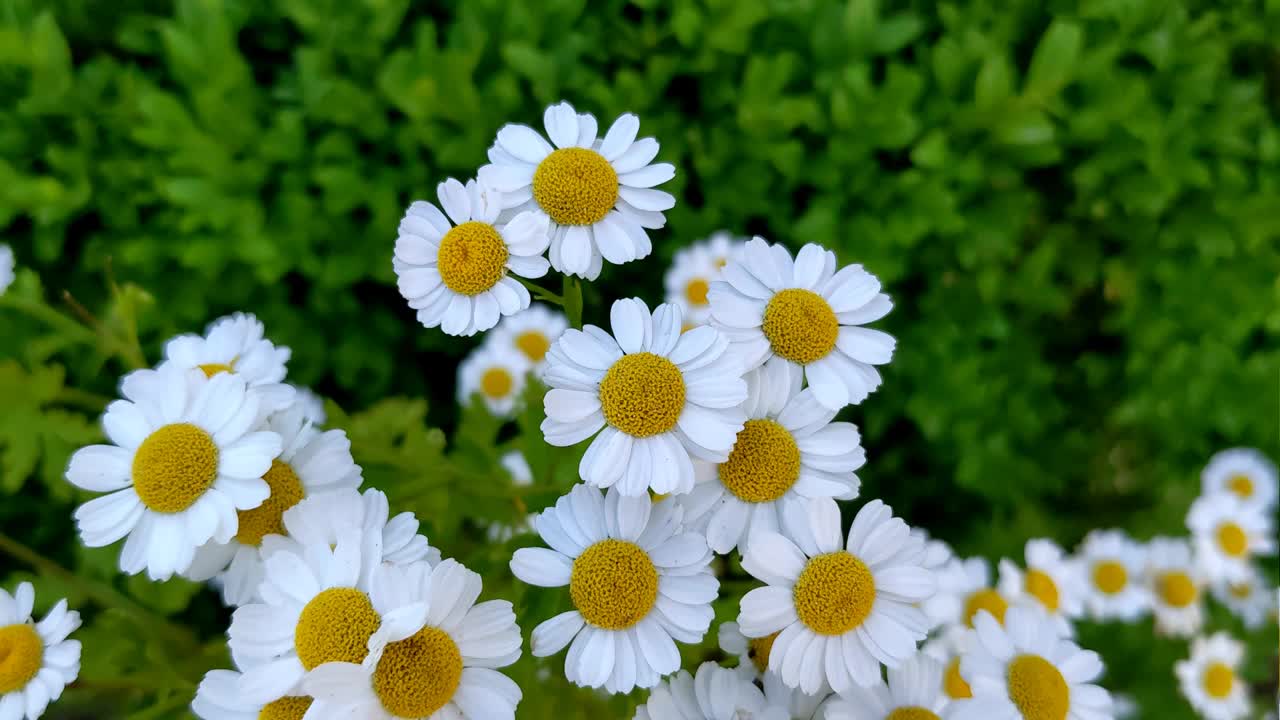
[1074,529,1149,622]
[634,661,786,720]
[923,626,978,703]
[0,583,80,720]
[923,557,1011,631]
[1111,693,1139,719]
[509,483,718,693]
[478,101,676,280]
[1186,492,1275,584]
[913,529,955,572]
[393,177,551,336]
[823,653,957,720]
[303,559,523,720]
[1202,447,1277,511]
[951,605,1112,720]
[488,303,568,373]
[457,344,528,417]
[761,671,831,719]
[1144,537,1206,637]
[718,620,779,679]
[708,237,895,410]
[67,366,281,580]
[0,244,13,295]
[192,668,314,720]
[541,298,748,496]
[997,539,1083,633]
[665,231,745,328]
[290,385,327,425]
[161,312,294,413]
[736,499,936,695]
[1210,564,1273,630]
[1175,632,1251,720]
[486,451,537,543]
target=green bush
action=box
[0,0,1276,717]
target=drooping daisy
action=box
[541,298,748,496]
[161,312,295,413]
[0,243,13,295]
[67,366,281,580]
[823,653,957,720]
[393,177,551,336]
[665,231,745,329]
[1202,447,1277,511]
[1144,537,1206,637]
[488,303,567,373]
[1210,564,1274,630]
[1186,492,1275,584]
[303,559,523,720]
[634,661,786,720]
[0,583,81,720]
[192,668,314,720]
[737,499,936,695]
[1175,632,1251,720]
[708,237,895,410]
[923,557,1011,632]
[509,483,718,693]
[478,101,676,280]
[952,606,1112,720]
[1074,529,1149,622]
[997,539,1083,633]
[457,344,528,417]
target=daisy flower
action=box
[457,344,528,417]
[1175,632,1251,720]
[0,583,81,720]
[193,669,313,720]
[923,626,978,703]
[708,237,895,410]
[509,484,718,693]
[1210,564,1273,630]
[303,560,523,720]
[913,529,955,572]
[541,298,748,496]
[634,661,786,720]
[1112,693,1139,719]
[486,450,537,543]
[952,605,1112,720]
[1186,492,1275,584]
[290,385,327,425]
[761,671,831,719]
[488,303,568,373]
[737,499,936,695]
[67,366,281,580]
[664,231,745,329]
[478,101,676,280]
[1074,529,1149,622]
[0,243,13,295]
[393,177,551,336]
[718,620,778,679]
[1144,537,1206,637]
[997,539,1083,633]
[923,557,1011,631]
[1202,447,1277,511]
[161,312,294,413]
[823,653,957,720]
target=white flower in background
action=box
[736,499,935,694]
[823,653,957,720]
[665,231,745,328]
[761,671,830,719]
[67,366,281,580]
[1202,447,1277,511]
[0,243,13,295]
[708,237,895,410]
[304,560,523,720]
[1112,693,1139,719]
[913,529,955,572]
[1186,492,1275,584]
[393,177,551,336]
[457,344,528,417]
[479,101,676,280]
[193,669,313,720]
[488,303,568,373]
[289,385,327,425]
[541,298,748,496]
[0,583,81,720]
[634,661,786,720]
[510,484,717,693]
[1175,632,1250,720]
[161,312,295,413]
[997,539,1083,634]
[1210,564,1273,629]
[1074,529,1149,622]
[718,620,777,679]
[924,556,1010,631]
[486,450,537,543]
[922,626,978,703]
[1144,537,1206,637]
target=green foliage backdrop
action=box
[0,0,1277,717]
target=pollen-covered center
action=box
[598,352,686,438]
[1156,571,1198,608]
[1228,474,1254,498]
[886,708,942,720]
[684,278,710,306]
[1092,560,1128,595]
[944,656,973,699]
[436,221,508,296]
[1007,654,1069,720]
[294,587,380,670]
[132,422,219,513]
[0,623,43,694]
[515,330,552,363]
[1202,662,1235,699]
[1024,569,1060,612]
[532,147,619,226]
[569,539,658,630]
[373,625,463,718]
[747,631,778,674]
[199,362,235,377]
[718,419,801,503]
[762,289,839,365]
[258,696,313,720]
[1216,522,1248,557]
[963,588,1009,627]
[481,367,515,399]
[235,460,305,546]
[793,551,876,636]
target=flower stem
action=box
[562,275,584,329]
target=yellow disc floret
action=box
[532,147,619,226]
[0,623,42,694]
[569,539,658,630]
[684,278,710,306]
[132,423,219,513]
[199,362,234,377]
[1156,571,1198,608]
[1216,522,1248,557]
[258,697,313,720]
[793,551,876,636]
[480,367,515,399]
[235,460,305,546]
[886,708,942,720]
[1202,662,1235,699]
[718,419,801,503]
[1024,569,1060,612]
[1227,474,1254,498]
[963,589,1009,628]
[515,331,551,363]
[762,289,839,365]
[294,588,380,670]
[1091,560,1128,595]
[437,221,508,296]
[944,656,973,699]
[598,353,686,438]
[373,625,463,718]
[748,632,778,674]
[1007,654,1069,720]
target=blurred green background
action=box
[1,0,1277,717]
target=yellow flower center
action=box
[515,330,551,363]
[1228,474,1254,499]
[1156,571,1198,608]
[0,623,43,694]
[532,147,619,226]
[1216,522,1248,557]
[373,626,463,718]
[1228,582,1253,599]
[762,289,839,365]
[199,362,235,377]
[793,551,876,636]
[1024,569,1060,612]
[132,423,219,513]
[436,221,508,296]
[235,460,305,546]
[598,353,686,438]
[747,632,778,674]
[1007,654,1069,720]
[480,367,515,399]
[294,587,380,670]
[718,419,801,503]
[1091,560,1128,595]
[886,708,941,720]
[684,278,710,306]
[1202,662,1235,699]
[715,257,729,269]
[569,539,658,630]
[963,589,1009,628]
[258,697,313,720]
[944,656,973,699]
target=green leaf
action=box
[1024,20,1083,99]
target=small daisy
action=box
[761,671,831,719]
[737,499,936,695]
[924,557,1011,631]
[303,559,523,720]
[290,385,327,425]
[708,237,895,410]
[67,366,281,580]
[541,298,748,496]
[0,244,13,295]
[665,231,745,328]
[1144,537,1206,637]
[457,344,528,417]
[1202,447,1277,510]
[823,653,957,720]
[0,583,81,720]
[486,451,537,543]
[509,483,718,693]
[952,605,1112,720]
[634,661,786,720]
[1074,529,1149,622]
[1186,492,1275,584]
[1210,564,1274,630]
[193,669,314,720]
[161,312,295,413]
[997,539,1083,633]
[478,101,676,280]
[923,626,978,703]
[1175,632,1251,720]
[488,303,568,373]
[393,177,551,336]
[718,620,779,679]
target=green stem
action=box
[562,275,584,329]
[55,386,113,412]
[0,296,96,344]
[513,276,563,305]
